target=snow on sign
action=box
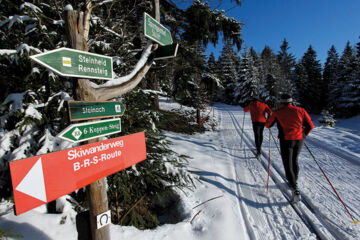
[30,47,113,80]
[9,132,147,215]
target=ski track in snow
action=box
[216,103,360,240]
[214,104,317,240]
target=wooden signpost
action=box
[18,1,171,239]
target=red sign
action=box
[9,132,146,215]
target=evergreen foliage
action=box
[324,45,339,110]
[234,47,259,106]
[335,42,359,117]
[299,45,323,113]
[218,40,240,103]
[260,46,281,108]
[319,110,336,127]
[0,228,23,239]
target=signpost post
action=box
[30,48,113,80]
[57,118,121,143]
[9,132,147,216]
[144,12,173,46]
[68,101,125,121]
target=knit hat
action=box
[280,94,293,103]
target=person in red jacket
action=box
[265,94,314,203]
[244,97,272,159]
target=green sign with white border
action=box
[68,101,126,122]
[144,12,173,46]
[57,118,121,143]
[30,47,113,80]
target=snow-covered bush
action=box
[319,110,336,127]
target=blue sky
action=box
[205,0,360,64]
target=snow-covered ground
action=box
[1,100,360,239]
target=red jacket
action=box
[265,104,314,140]
[244,101,272,123]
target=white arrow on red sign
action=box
[10,132,147,215]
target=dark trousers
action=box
[279,139,304,190]
[252,122,265,153]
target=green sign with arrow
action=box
[68,101,126,122]
[30,48,113,80]
[57,118,121,143]
[144,12,173,46]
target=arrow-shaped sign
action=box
[57,118,121,143]
[30,47,113,80]
[10,132,147,215]
[144,12,173,46]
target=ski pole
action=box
[268,128,280,154]
[240,110,246,149]
[267,128,271,192]
[304,142,358,225]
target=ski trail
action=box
[237,105,360,240]
[215,104,315,240]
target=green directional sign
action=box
[144,12,173,46]
[58,118,121,143]
[68,101,126,122]
[30,47,113,80]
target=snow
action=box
[1,100,360,239]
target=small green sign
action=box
[68,101,125,121]
[154,43,179,60]
[144,12,173,46]
[58,118,121,143]
[30,48,113,80]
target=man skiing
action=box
[244,97,272,159]
[265,94,314,203]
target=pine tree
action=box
[293,62,309,106]
[260,46,281,108]
[276,39,296,95]
[218,40,240,103]
[234,47,259,106]
[336,41,359,117]
[323,45,339,110]
[205,52,222,101]
[300,45,323,113]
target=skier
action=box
[265,94,314,203]
[244,97,272,159]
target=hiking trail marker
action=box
[30,47,113,80]
[57,118,121,143]
[68,101,125,121]
[9,132,147,215]
[144,12,173,46]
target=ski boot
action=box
[290,189,301,204]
